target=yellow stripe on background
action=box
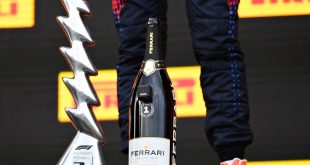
[248,160,310,165]
[58,66,205,122]
[0,0,35,28]
[239,0,310,18]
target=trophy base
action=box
[57,132,105,165]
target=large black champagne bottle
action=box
[128,18,177,165]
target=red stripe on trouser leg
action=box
[112,0,126,18]
[227,0,239,8]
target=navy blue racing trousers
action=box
[112,0,253,161]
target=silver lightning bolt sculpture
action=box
[57,0,106,164]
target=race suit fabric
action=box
[112,0,253,161]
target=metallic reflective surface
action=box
[57,0,106,164]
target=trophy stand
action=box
[57,0,106,164]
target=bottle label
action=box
[129,137,170,165]
[143,59,156,76]
[142,60,165,76]
[139,102,155,118]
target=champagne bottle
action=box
[128,18,177,165]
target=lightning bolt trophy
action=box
[57,0,106,164]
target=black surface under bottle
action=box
[128,18,177,165]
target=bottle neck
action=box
[144,18,164,61]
